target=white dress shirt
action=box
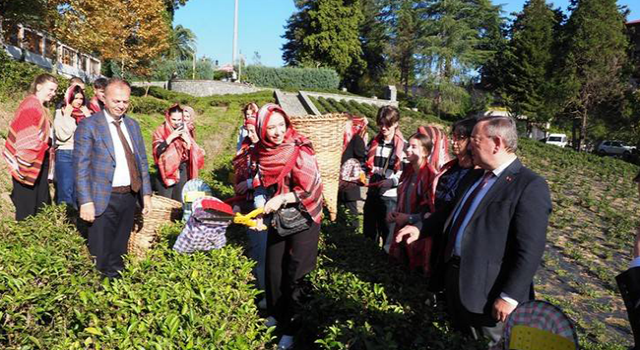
[105,111,134,187]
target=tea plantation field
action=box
[0,87,637,349]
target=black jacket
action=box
[422,158,552,314]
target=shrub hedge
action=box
[242,66,340,91]
[0,205,271,349]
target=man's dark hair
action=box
[452,117,477,139]
[93,77,108,90]
[376,105,400,126]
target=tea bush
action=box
[242,66,340,91]
[0,205,271,349]
[130,95,173,114]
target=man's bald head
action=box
[104,78,131,119]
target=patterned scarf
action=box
[3,95,52,186]
[343,114,369,151]
[88,95,103,114]
[418,125,450,173]
[365,127,405,174]
[255,103,324,223]
[153,104,205,187]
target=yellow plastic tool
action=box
[233,207,264,228]
[509,325,576,350]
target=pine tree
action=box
[282,0,366,80]
[391,0,419,95]
[417,0,502,117]
[500,0,559,123]
[560,0,629,151]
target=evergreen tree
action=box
[560,0,629,151]
[282,0,366,80]
[390,0,420,95]
[417,0,502,118]
[500,0,559,123]
[346,0,389,93]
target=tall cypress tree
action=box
[500,0,559,123]
[560,0,629,151]
[282,0,366,80]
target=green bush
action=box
[129,95,173,114]
[242,66,340,91]
[0,205,271,349]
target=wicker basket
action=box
[290,113,348,221]
[128,195,183,259]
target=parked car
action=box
[545,133,568,148]
[596,140,636,157]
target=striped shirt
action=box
[368,140,406,197]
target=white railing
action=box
[2,24,102,82]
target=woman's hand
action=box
[378,179,394,191]
[264,195,285,214]
[166,128,182,144]
[63,104,73,117]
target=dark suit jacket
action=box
[422,158,552,314]
[74,111,152,216]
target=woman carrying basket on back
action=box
[152,104,204,201]
[255,103,323,350]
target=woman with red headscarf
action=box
[152,104,205,201]
[387,131,436,273]
[255,103,323,350]
[53,83,92,206]
[338,114,368,220]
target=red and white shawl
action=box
[152,105,205,187]
[365,128,405,175]
[388,160,437,273]
[343,114,369,151]
[3,95,52,186]
[255,103,324,224]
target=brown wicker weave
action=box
[128,195,183,259]
[290,113,348,221]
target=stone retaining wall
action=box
[302,91,398,108]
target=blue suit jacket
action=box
[74,111,152,216]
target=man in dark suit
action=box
[397,115,552,346]
[74,78,152,278]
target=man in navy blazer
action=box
[397,115,552,346]
[74,78,152,278]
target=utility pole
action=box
[192,48,196,80]
[232,0,238,65]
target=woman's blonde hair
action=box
[29,74,58,95]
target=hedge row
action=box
[242,66,340,91]
[0,205,270,349]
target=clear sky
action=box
[174,0,639,68]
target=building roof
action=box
[627,19,640,26]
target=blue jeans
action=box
[247,228,268,291]
[55,149,75,206]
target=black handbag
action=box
[272,204,311,237]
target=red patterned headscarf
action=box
[152,104,205,187]
[64,84,88,124]
[255,103,324,223]
[417,125,450,173]
[343,114,369,151]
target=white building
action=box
[2,24,102,82]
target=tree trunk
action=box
[579,111,588,152]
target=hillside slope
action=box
[0,86,636,348]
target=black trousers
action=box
[444,257,504,347]
[363,192,396,244]
[266,222,320,335]
[155,163,188,202]
[12,158,51,221]
[87,191,137,278]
